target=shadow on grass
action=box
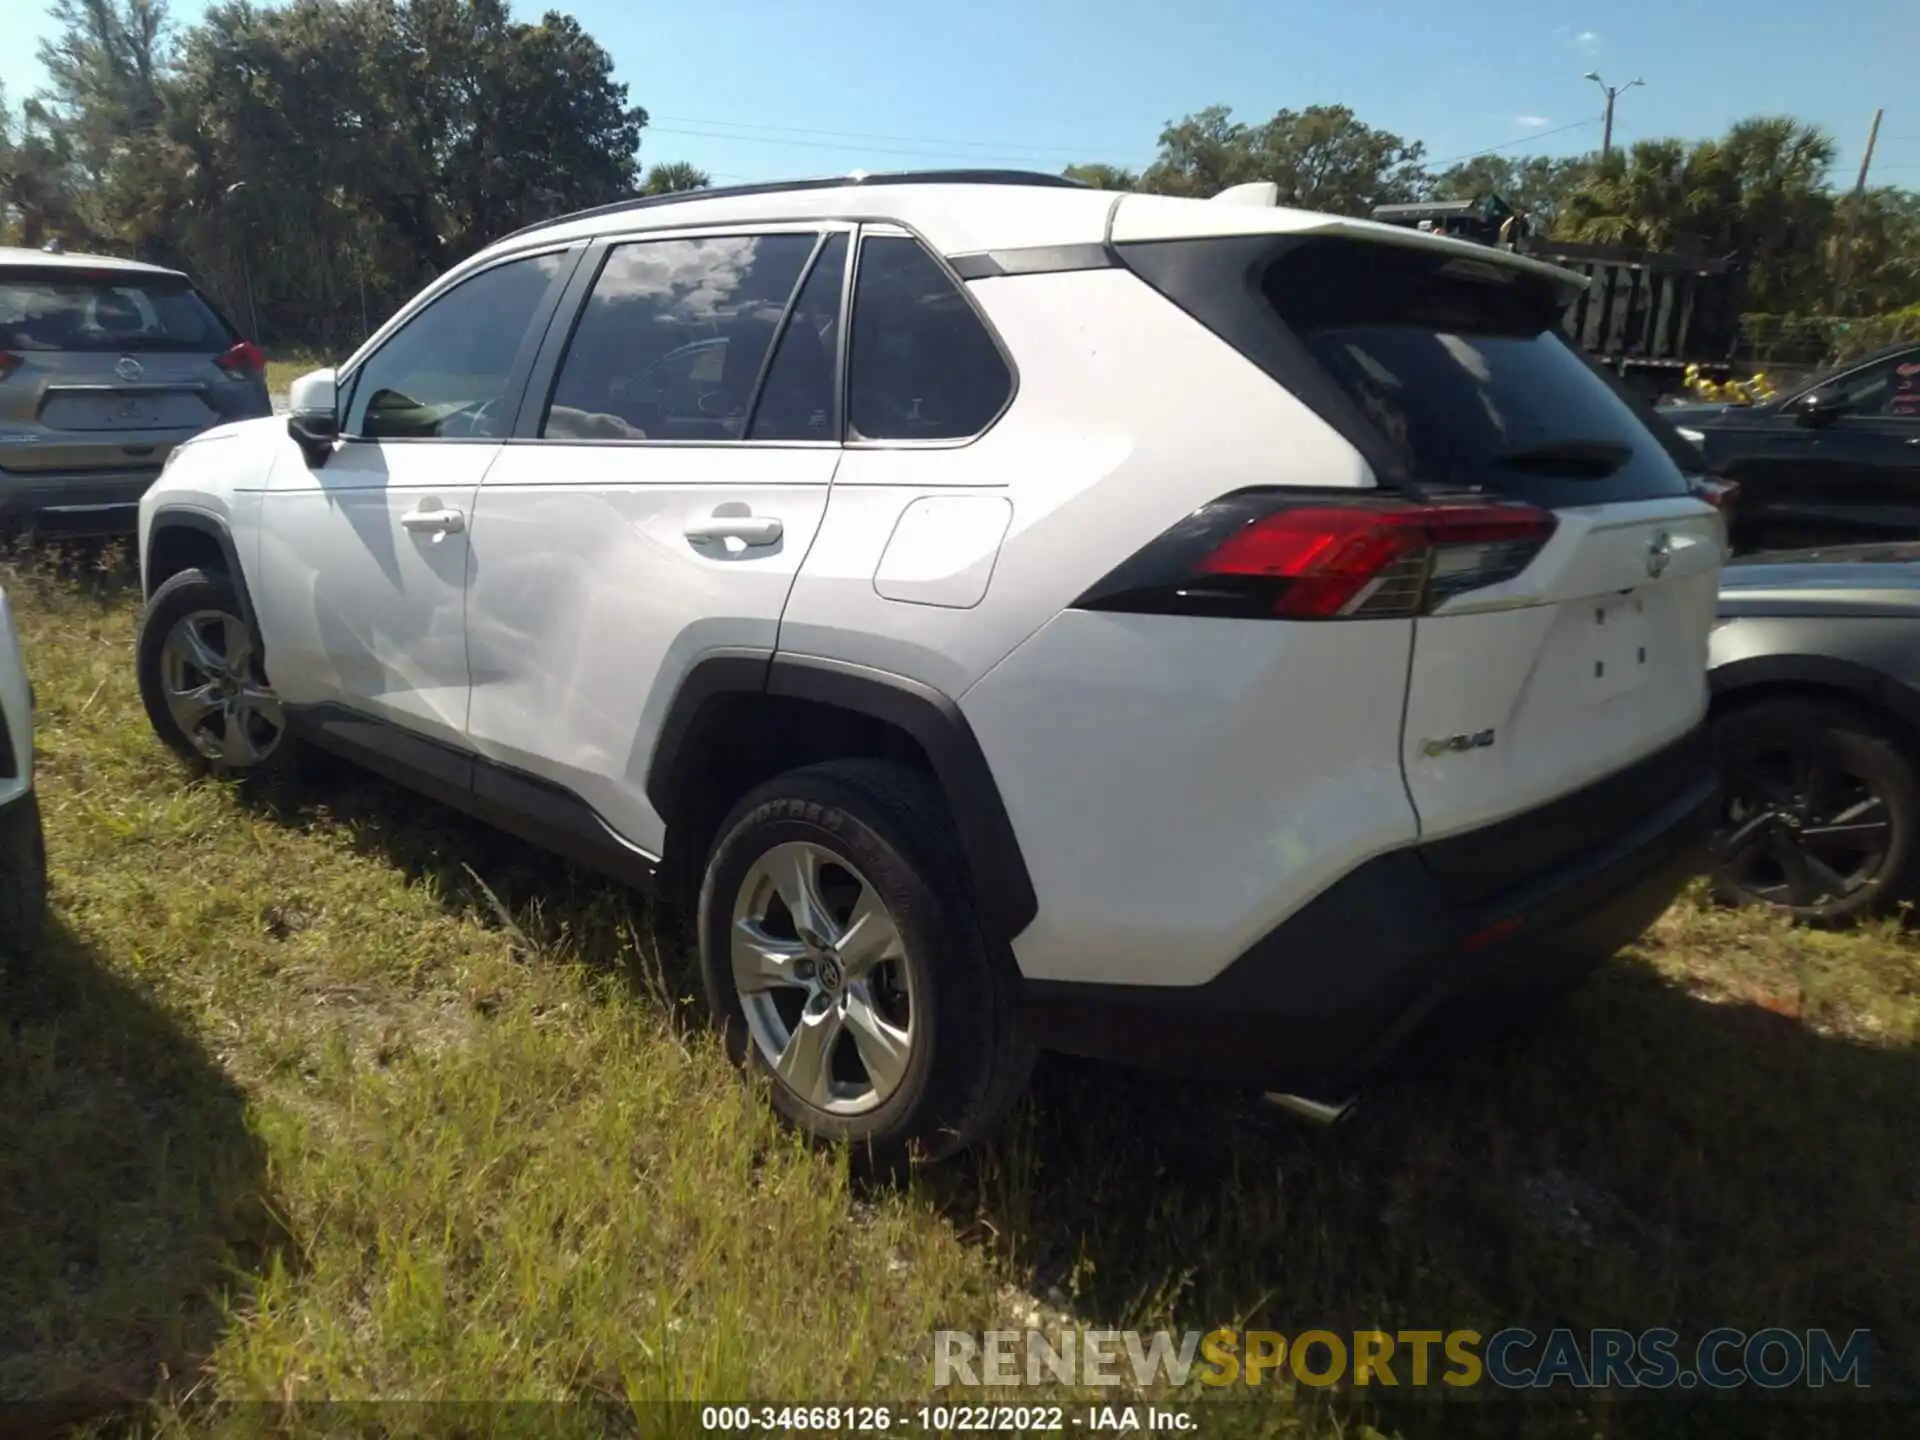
[934,961,1919,1426]
[223,754,1918,1431]
[0,917,294,1423]
[235,752,702,999]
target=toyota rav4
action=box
[135,171,1724,1162]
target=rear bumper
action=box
[0,468,158,531]
[1023,726,1721,1093]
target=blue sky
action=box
[3,0,1913,189]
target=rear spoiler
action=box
[1203,183,1589,293]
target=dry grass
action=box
[2,547,1914,1439]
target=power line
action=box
[1427,118,1600,168]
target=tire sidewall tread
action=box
[1712,695,1918,922]
[136,567,293,782]
[698,759,1031,1166]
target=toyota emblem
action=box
[1646,530,1673,579]
[115,356,143,382]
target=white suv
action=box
[134,171,1724,1160]
[1,582,44,961]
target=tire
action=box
[0,791,47,965]
[1710,696,1918,924]
[136,568,294,780]
[698,759,1033,1168]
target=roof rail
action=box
[498,168,1087,245]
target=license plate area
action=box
[1583,592,1652,703]
[40,389,213,431]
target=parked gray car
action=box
[1710,543,1920,922]
[0,247,270,532]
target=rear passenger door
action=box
[463,225,849,857]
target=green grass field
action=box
[264,351,334,399]
[2,548,1915,1439]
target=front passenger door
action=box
[255,247,575,747]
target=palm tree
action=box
[641,161,711,196]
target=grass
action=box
[264,350,334,397]
[1,547,1916,1438]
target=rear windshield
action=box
[0,269,236,353]
[1264,239,1692,508]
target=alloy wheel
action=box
[159,608,285,767]
[1717,740,1895,909]
[730,840,915,1116]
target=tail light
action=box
[1691,476,1739,512]
[1074,492,1558,621]
[215,340,265,379]
[0,352,20,382]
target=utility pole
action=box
[1584,71,1644,161]
[1833,108,1885,312]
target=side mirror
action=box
[1787,386,1850,427]
[287,367,339,465]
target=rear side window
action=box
[543,233,816,442]
[0,269,235,353]
[847,235,1011,441]
[1128,236,1694,509]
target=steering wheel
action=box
[444,396,501,439]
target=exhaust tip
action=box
[1263,1091,1362,1126]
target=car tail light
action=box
[1074,492,1558,621]
[1691,476,1739,512]
[0,351,20,382]
[215,340,265,379]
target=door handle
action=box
[401,506,466,536]
[685,514,783,546]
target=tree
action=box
[1556,117,1838,312]
[1062,162,1138,192]
[1830,187,1920,314]
[154,0,649,344]
[642,161,711,195]
[0,87,91,247]
[1139,104,1427,215]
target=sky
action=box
[1,0,1913,191]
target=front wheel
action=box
[136,568,292,779]
[698,760,1032,1167]
[1711,697,1917,923]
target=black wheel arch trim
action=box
[143,507,261,637]
[644,651,1040,940]
[1711,652,1920,738]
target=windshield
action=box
[0,269,236,353]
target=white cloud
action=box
[1575,29,1600,51]
[1515,115,1552,128]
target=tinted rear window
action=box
[0,269,235,353]
[1264,239,1692,508]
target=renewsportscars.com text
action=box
[933,1326,1873,1391]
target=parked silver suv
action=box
[0,247,270,532]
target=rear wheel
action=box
[137,568,291,779]
[698,760,1032,1168]
[1711,697,1917,923]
